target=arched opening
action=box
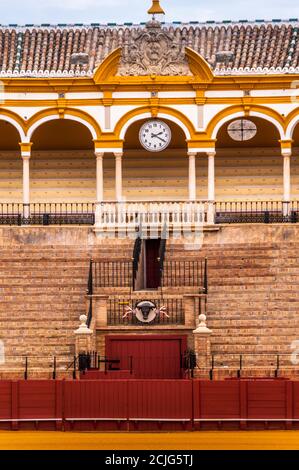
[122,118,189,200]
[0,121,22,202]
[292,123,299,200]
[215,117,281,201]
[31,119,95,203]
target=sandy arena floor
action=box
[0,430,298,450]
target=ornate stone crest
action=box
[118,20,191,76]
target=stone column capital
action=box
[207,150,216,158]
[95,151,105,159]
[280,139,293,157]
[19,142,33,158]
[114,152,124,159]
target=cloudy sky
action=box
[0,0,298,25]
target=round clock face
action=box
[139,120,172,152]
[227,119,257,142]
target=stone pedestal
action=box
[92,295,109,328]
[193,314,212,376]
[74,315,94,356]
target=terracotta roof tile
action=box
[0,21,297,77]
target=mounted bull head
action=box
[123,300,169,323]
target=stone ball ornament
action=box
[123,300,169,323]
[79,314,87,324]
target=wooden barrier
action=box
[0,379,299,431]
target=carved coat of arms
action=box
[118,20,191,76]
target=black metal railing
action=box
[3,200,299,226]
[161,260,205,288]
[132,236,142,290]
[107,297,184,325]
[203,258,208,294]
[215,201,299,224]
[28,203,95,225]
[205,353,295,380]
[0,355,75,380]
[92,260,133,288]
[0,203,23,225]
[158,237,167,283]
[87,259,93,296]
[86,260,93,327]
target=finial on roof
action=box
[147,0,165,18]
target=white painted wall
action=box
[110,105,143,132]
[202,104,229,130]
[158,91,196,98]
[65,92,103,100]
[205,90,243,98]
[5,106,46,120]
[113,92,151,99]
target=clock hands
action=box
[151,132,166,143]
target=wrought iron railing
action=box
[107,297,184,325]
[92,260,133,288]
[0,203,95,225]
[215,200,299,224]
[87,260,93,327]
[158,236,167,284]
[28,203,95,225]
[0,354,78,379]
[132,237,142,291]
[161,260,206,289]
[204,353,296,380]
[0,203,23,225]
[2,200,299,226]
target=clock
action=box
[139,120,172,152]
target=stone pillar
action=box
[283,151,291,202]
[92,295,109,327]
[193,314,212,376]
[282,149,292,217]
[280,141,293,216]
[20,143,32,219]
[207,151,216,224]
[207,151,216,201]
[115,152,123,201]
[74,314,93,356]
[188,152,197,201]
[95,152,104,202]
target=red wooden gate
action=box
[106,335,187,379]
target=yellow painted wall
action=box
[215,148,284,201]
[1,148,299,203]
[0,152,22,202]
[30,151,96,202]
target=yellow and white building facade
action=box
[1,1,299,226]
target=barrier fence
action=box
[0,379,299,431]
[1,201,299,226]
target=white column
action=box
[207,151,216,201]
[207,151,216,224]
[21,146,31,219]
[95,152,104,202]
[283,151,291,202]
[188,152,197,201]
[115,152,123,201]
[22,156,30,204]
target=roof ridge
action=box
[0,19,298,30]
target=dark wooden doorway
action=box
[145,239,161,289]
